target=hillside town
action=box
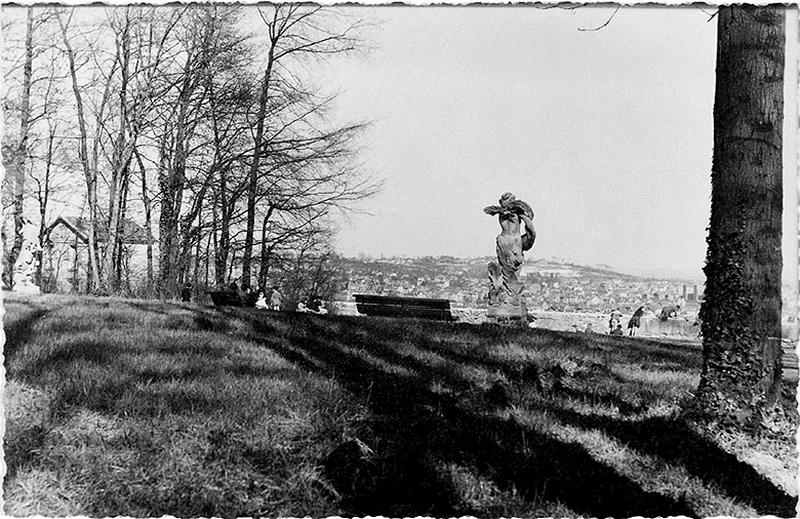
[339,255,704,314]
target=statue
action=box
[484,192,536,324]
[12,220,41,294]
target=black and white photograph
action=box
[1,3,798,517]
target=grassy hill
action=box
[3,293,796,517]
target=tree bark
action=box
[35,126,55,287]
[241,46,275,289]
[58,12,101,291]
[158,34,209,296]
[157,91,189,296]
[214,167,232,287]
[105,7,133,294]
[5,7,35,290]
[212,194,221,286]
[695,5,785,423]
[134,149,154,290]
[258,205,275,290]
[114,162,131,289]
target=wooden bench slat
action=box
[355,295,450,307]
[208,291,245,307]
[354,294,454,321]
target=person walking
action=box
[180,283,192,302]
[628,306,645,336]
[269,286,283,311]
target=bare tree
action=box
[153,6,244,295]
[3,7,34,290]
[4,5,377,298]
[56,9,102,290]
[29,64,71,288]
[240,4,364,288]
[95,7,183,292]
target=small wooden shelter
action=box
[43,216,150,292]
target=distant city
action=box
[338,256,705,313]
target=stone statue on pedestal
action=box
[484,192,536,324]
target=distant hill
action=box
[621,266,705,282]
[342,255,702,283]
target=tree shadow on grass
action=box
[403,321,794,516]
[3,300,50,363]
[4,300,784,517]
[381,317,792,516]
[542,405,797,517]
[4,424,48,481]
[20,338,123,377]
[3,300,64,481]
[241,313,698,517]
[406,320,703,372]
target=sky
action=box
[304,5,798,280]
[3,5,796,282]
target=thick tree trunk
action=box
[158,52,198,297]
[158,143,184,295]
[695,5,785,423]
[6,7,35,290]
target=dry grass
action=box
[3,292,797,518]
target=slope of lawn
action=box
[3,293,797,518]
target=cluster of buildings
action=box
[340,256,487,306]
[522,268,703,313]
[338,256,704,314]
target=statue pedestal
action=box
[487,304,528,326]
[13,283,40,295]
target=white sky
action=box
[308,5,798,279]
[3,5,796,281]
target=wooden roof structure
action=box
[46,216,150,245]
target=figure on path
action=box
[241,283,257,307]
[628,305,645,336]
[484,192,536,323]
[609,309,622,334]
[270,286,283,311]
[255,289,268,310]
[181,283,192,303]
[659,303,681,321]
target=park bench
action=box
[353,294,455,321]
[207,290,245,307]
